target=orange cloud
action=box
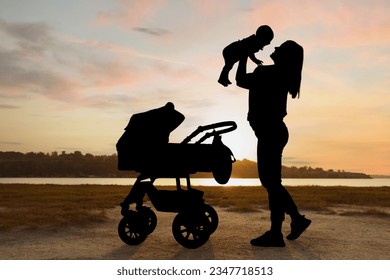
[93,0,166,28]
[244,0,390,48]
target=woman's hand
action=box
[235,56,251,89]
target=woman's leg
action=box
[251,123,304,246]
[251,150,287,247]
[256,124,310,242]
[257,139,300,227]
[258,124,299,219]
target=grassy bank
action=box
[0,184,389,231]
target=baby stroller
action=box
[116,102,237,249]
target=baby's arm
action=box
[249,53,263,65]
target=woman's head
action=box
[271,40,304,98]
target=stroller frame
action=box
[117,120,237,249]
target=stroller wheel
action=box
[172,211,210,249]
[203,204,218,234]
[138,207,157,235]
[118,212,148,245]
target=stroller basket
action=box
[125,180,205,213]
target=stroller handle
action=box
[181,121,237,144]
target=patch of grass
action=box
[201,185,390,213]
[0,184,129,231]
[0,184,389,231]
[286,186,390,210]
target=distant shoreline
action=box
[1,177,390,188]
[0,175,376,178]
[0,152,374,178]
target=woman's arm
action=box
[235,56,252,89]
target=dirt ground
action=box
[0,205,389,260]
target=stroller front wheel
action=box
[203,204,218,234]
[118,212,148,245]
[138,207,157,235]
[172,212,210,249]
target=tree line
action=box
[0,151,371,178]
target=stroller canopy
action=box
[124,102,185,145]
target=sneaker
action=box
[250,231,286,247]
[286,215,311,240]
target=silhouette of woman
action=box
[235,40,311,247]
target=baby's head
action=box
[255,25,274,49]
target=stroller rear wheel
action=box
[118,211,148,245]
[172,211,210,249]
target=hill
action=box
[0,151,371,179]
[231,159,371,179]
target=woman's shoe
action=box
[286,215,311,240]
[250,231,285,247]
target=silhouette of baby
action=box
[218,25,274,87]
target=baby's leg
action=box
[218,57,235,86]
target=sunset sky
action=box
[0,0,389,175]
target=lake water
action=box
[0,177,389,187]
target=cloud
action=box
[92,0,241,52]
[0,18,82,101]
[94,0,166,29]
[0,47,80,100]
[0,104,20,109]
[55,37,207,111]
[133,27,170,36]
[0,18,55,56]
[68,36,187,65]
[243,0,390,48]
[0,18,169,108]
